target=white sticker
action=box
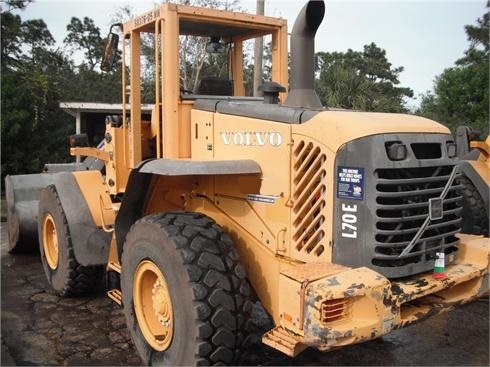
[246,194,278,204]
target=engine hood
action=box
[292,110,451,154]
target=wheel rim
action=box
[42,213,59,270]
[133,260,174,351]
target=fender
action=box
[115,158,261,257]
[49,171,112,266]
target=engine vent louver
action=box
[291,139,328,261]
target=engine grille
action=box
[332,133,463,278]
[373,165,462,268]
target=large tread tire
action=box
[459,175,489,237]
[5,176,38,254]
[121,212,252,366]
[38,185,103,297]
[6,203,28,254]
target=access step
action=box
[262,326,306,357]
[107,289,122,306]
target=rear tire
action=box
[38,185,102,296]
[6,202,23,254]
[5,176,37,254]
[121,212,252,365]
[459,175,489,237]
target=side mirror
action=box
[101,24,122,72]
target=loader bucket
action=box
[5,174,55,253]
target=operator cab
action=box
[101,3,289,170]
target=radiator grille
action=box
[373,165,462,268]
[291,139,327,260]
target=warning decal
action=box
[337,166,365,201]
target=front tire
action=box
[459,175,489,237]
[38,185,102,296]
[121,212,252,365]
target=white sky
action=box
[11,0,487,108]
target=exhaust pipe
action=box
[284,0,325,109]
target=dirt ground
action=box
[1,222,489,366]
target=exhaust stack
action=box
[284,0,325,108]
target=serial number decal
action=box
[341,203,358,238]
[134,9,161,27]
[246,194,278,204]
[220,131,283,147]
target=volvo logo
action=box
[220,131,283,147]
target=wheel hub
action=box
[134,260,174,351]
[42,213,59,270]
[152,280,172,326]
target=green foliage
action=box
[61,17,122,103]
[64,17,104,70]
[22,19,54,51]
[1,21,75,178]
[0,0,33,11]
[456,4,489,67]
[417,5,489,134]
[418,63,488,134]
[1,10,121,182]
[1,12,23,69]
[315,43,413,112]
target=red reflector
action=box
[321,299,348,324]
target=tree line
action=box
[1,0,488,182]
[1,0,121,181]
[417,2,489,135]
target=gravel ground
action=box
[1,221,488,366]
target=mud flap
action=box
[46,172,111,266]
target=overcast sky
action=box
[12,0,487,108]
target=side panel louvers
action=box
[291,139,328,261]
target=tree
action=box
[1,11,75,179]
[1,5,124,183]
[315,43,413,112]
[0,0,33,11]
[417,4,489,134]
[456,2,489,66]
[63,16,122,103]
[64,17,104,71]
[22,19,54,52]
[1,12,23,69]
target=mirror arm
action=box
[110,23,123,33]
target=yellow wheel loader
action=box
[5,1,489,365]
[456,126,489,237]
